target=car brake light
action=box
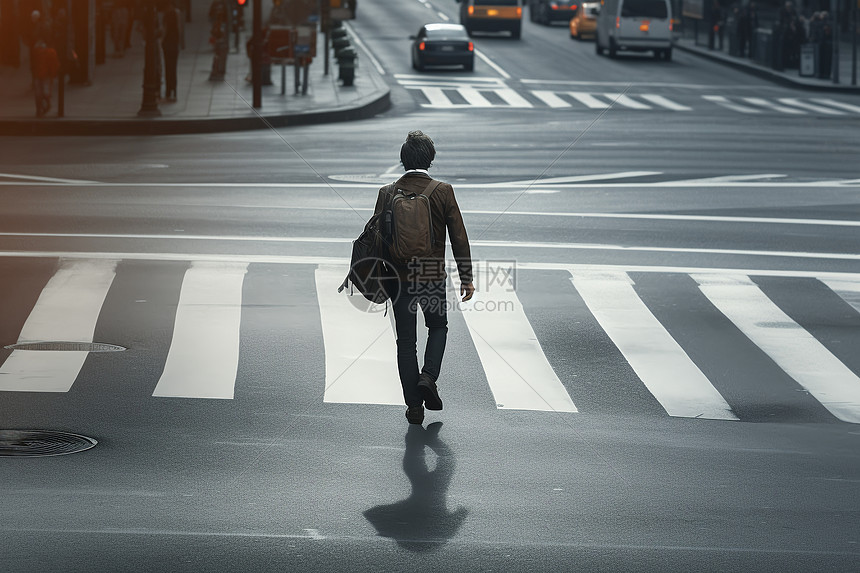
[419,42,425,51]
[468,42,474,51]
[468,5,474,15]
[640,21,650,31]
[517,7,522,16]
[615,16,620,28]
[572,4,578,10]
[669,19,673,31]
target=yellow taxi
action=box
[458,0,523,39]
[569,2,600,40]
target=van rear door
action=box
[618,0,669,41]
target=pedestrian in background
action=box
[161,0,184,101]
[372,131,475,425]
[111,0,130,57]
[31,39,60,116]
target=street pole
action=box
[138,1,161,116]
[831,0,840,84]
[852,0,857,86]
[252,0,261,108]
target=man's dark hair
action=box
[400,130,436,171]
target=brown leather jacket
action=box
[373,172,473,285]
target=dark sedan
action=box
[411,23,475,71]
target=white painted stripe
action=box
[571,271,737,420]
[1,251,859,282]
[437,11,450,21]
[458,87,494,107]
[315,265,402,405]
[603,93,652,110]
[342,21,385,75]
[820,279,860,315]
[702,95,762,114]
[741,97,807,114]
[395,74,502,83]
[776,98,845,115]
[530,90,572,108]
[522,78,767,89]
[495,88,533,108]
[0,258,117,392]
[492,171,661,186]
[152,261,248,399]
[473,49,510,79]
[462,268,576,412]
[693,274,860,424]
[0,172,98,184]
[567,92,610,109]
[639,94,692,111]
[417,86,456,108]
[810,98,860,114]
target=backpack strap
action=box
[420,179,441,199]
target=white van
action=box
[595,0,673,60]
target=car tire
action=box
[464,59,474,72]
[664,47,673,61]
[511,22,521,39]
[608,37,617,58]
[539,4,549,25]
[595,35,604,55]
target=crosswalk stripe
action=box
[459,87,494,107]
[639,94,692,111]
[462,267,577,412]
[810,98,860,114]
[820,278,860,315]
[495,88,534,108]
[693,274,860,423]
[0,259,118,392]
[416,86,456,108]
[604,93,652,110]
[777,98,846,115]
[570,271,738,420]
[531,90,572,108]
[567,92,611,109]
[316,265,402,405]
[742,97,807,114]
[152,261,248,399]
[702,95,762,113]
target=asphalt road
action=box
[1,1,859,571]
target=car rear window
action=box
[621,0,668,18]
[474,0,519,5]
[426,26,469,39]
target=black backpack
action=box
[338,194,396,304]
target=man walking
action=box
[373,131,474,425]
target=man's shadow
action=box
[363,422,468,552]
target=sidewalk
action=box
[0,4,389,136]
[675,33,860,94]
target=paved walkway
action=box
[0,2,389,135]
[675,33,860,94]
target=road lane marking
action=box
[693,274,860,424]
[639,94,692,111]
[741,97,807,114]
[0,172,98,184]
[152,261,248,399]
[776,98,846,115]
[462,267,577,412]
[566,92,610,109]
[810,98,860,114]
[473,49,511,79]
[315,265,402,405]
[417,86,457,107]
[0,259,117,392]
[821,278,860,315]
[459,87,494,107]
[603,93,652,110]
[495,88,533,108]
[531,90,572,108]
[702,95,761,113]
[570,271,737,420]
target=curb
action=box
[0,88,391,137]
[675,42,860,94]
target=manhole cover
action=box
[0,430,98,457]
[4,342,126,352]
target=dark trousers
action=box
[162,44,178,98]
[392,280,448,407]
